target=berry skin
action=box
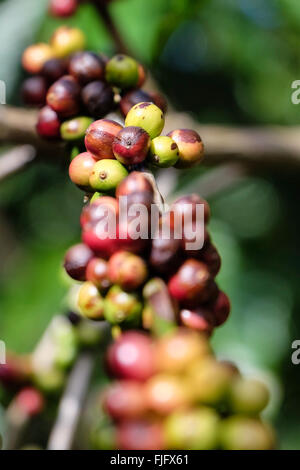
[179,308,215,335]
[116,420,165,451]
[211,290,230,326]
[112,126,151,166]
[168,259,213,306]
[108,251,148,291]
[22,76,47,107]
[144,375,190,415]
[120,89,167,117]
[42,58,68,83]
[105,54,139,89]
[78,281,105,320]
[167,129,204,169]
[36,106,61,139]
[89,160,128,192]
[149,231,182,275]
[104,285,143,325]
[50,26,86,58]
[106,331,156,381]
[69,152,96,190]
[47,75,81,118]
[69,52,105,84]
[22,43,54,74]
[116,171,154,198]
[81,81,114,118]
[80,196,119,230]
[15,388,44,417]
[229,377,270,415]
[64,243,94,281]
[125,102,165,139]
[103,380,146,421]
[149,136,179,168]
[86,257,111,291]
[200,243,221,277]
[61,116,93,141]
[85,119,123,160]
[49,0,78,17]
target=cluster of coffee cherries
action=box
[21,29,166,144]
[90,329,275,450]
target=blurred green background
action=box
[0,0,300,449]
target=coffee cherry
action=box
[89,160,128,192]
[149,231,182,275]
[116,420,165,450]
[85,119,123,160]
[69,152,96,190]
[22,43,54,74]
[80,196,119,230]
[171,194,210,226]
[211,290,230,326]
[69,51,105,84]
[106,331,156,381]
[15,388,44,417]
[164,408,219,450]
[220,416,275,450]
[36,106,61,139]
[179,308,215,335]
[42,58,68,83]
[168,259,212,306]
[22,76,47,107]
[149,136,179,168]
[150,91,168,114]
[229,377,270,415]
[144,375,190,415]
[200,243,221,277]
[108,251,148,291]
[47,75,80,118]
[78,281,105,320]
[120,89,166,117]
[125,102,165,139]
[167,129,204,168]
[83,226,118,259]
[81,81,114,118]
[112,126,151,166]
[103,380,146,421]
[86,258,111,291]
[155,329,211,375]
[105,54,139,89]
[116,171,154,198]
[64,243,94,281]
[61,116,93,141]
[50,26,86,58]
[104,285,142,325]
[137,63,147,87]
[49,0,78,17]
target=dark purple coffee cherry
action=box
[81,80,115,118]
[22,76,47,107]
[42,58,68,83]
[69,52,105,85]
[64,243,94,281]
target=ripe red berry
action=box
[106,331,156,381]
[86,257,111,291]
[15,387,44,416]
[200,243,221,277]
[116,420,165,450]
[85,119,123,160]
[22,76,47,107]
[69,52,105,84]
[81,81,114,118]
[46,75,81,118]
[36,105,61,139]
[69,152,97,190]
[108,251,148,291]
[64,243,94,281]
[49,0,78,18]
[80,196,119,230]
[180,308,215,335]
[116,171,154,198]
[171,194,210,226]
[211,290,231,326]
[103,380,146,421]
[112,126,151,165]
[42,58,68,83]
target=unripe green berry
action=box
[104,285,142,325]
[220,416,275,450]
[125,102,165,139]
[61,116,93,141]
[229,377,270,415]
[105,54,139,89]
[89,160,128,192]
[78,281,105,320]
[149,136,179,168]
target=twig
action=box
[0,145,36,181]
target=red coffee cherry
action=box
[22,76,47,107]
[200,243,221,277]
[180,308,215,335]
[103,380,146,421]
[106,331,156,381]
[15,387,44,416]
[171,194,210,226]
[168,259,212,306]
[86,257,111,291]
[108,251,148,291]
[82,227,119,259]
[42,58,68,83]
[167,129,204,169]
[69,152,97,190]
[211,290,231,326]
[36,105,61,139]
[81,81,114,118]
[116,171,154,198]
[64,243,94,281]
[80,196,119,230]
[49,0,78,18]
[116,420,165,450]
[46,75,81,118]
[69,52,105,85]
[85,119,123,160]
[112,126,151,166]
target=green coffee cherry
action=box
[34,368,65,394]
[78,281,105,320]
[125,102,165,139]
[89,160,128,192]
[229,377,270,415]
[149,136,179,168]
[105,54,139,89]
[219,416,275,450]
[104,285,143,325]
[61,116,93,141]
